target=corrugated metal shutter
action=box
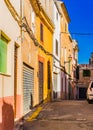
[23,64,34,113]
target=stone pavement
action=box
[14,100,93,130]
[14,101,51,130]
[23,100,93,130]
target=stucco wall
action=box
[0,0,21,129]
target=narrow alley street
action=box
[22,100,93,130]
[1,1,93,130]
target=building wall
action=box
[60,2,73,99]
[22,0,39,114]
[36,14,53,102]
[0,0,21,130]
[61,33,73,74]
[22,0,54,107]
[78,64,93,82]
[39,0,63,100]
[77,64,93,99]
[39,0,53,22]
[52,1,61,99]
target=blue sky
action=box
[61,0,93,64]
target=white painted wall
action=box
[39,0,53,22]
[52,1,61,99]
[0,0,21,97]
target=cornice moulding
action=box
[29,0,54,33]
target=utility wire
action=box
[61,32,93,36]
[71,32,93,36]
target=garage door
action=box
[23,64,34,113]
[79,87,87,100]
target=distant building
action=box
[89,52,93,66]
[59,2,78,100]
[76,52,93,100]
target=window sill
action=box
[0,72,11,77]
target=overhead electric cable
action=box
[61,32,93,36]
[4,0,64,70]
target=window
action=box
[64,47,67,61]
[31,8,35,33]
[55,40,58,56]
[56,12,58,20]
[91,82,93,88]
[40,23,43,42]
[83,70,91,77]
[0,30,10,74]
[65,23,67,32]
[0,38,7,73]
[76,66,79,79]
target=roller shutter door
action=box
[23,64,34,113]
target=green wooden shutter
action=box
[0,39,7,73]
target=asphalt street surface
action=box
[23,100,93,130]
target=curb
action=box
[26,106,43,121]
[14,101,50,129]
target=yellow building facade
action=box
[29,0,54,103]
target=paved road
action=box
[23,100,93,130]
